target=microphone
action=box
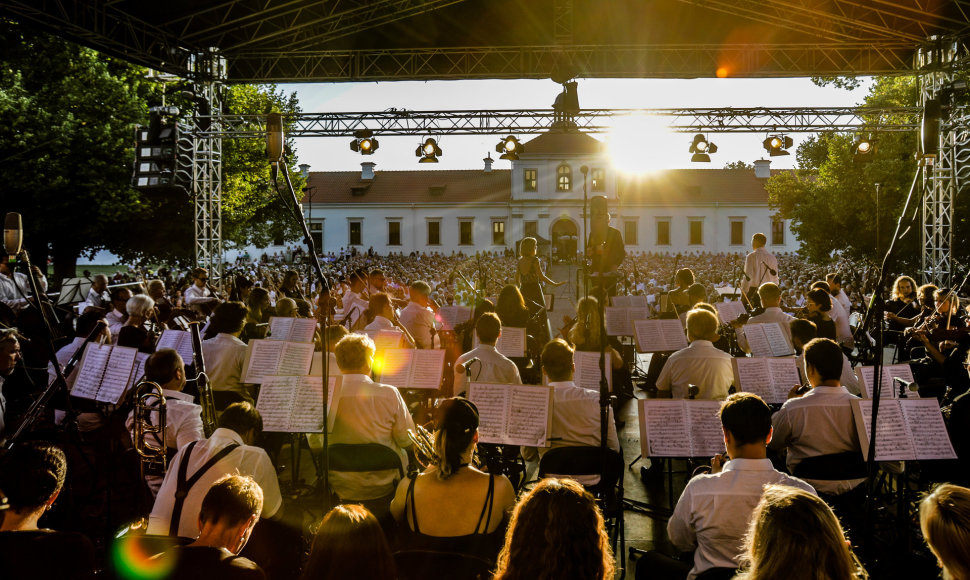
[4,212,22,263]
[762,261,777,276]
[266,113,284,174]
[892,377,919,397]
[580,165,589,176]
[458,357,480,374]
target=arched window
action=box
[557,164,572,192]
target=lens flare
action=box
[111,535,177,580]
[607,114,677,174]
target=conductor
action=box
[741,233,778,310]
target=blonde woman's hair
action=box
[520,237,537,256]
[736,485,865,580]
[920,484,970,580]
[334,334,376,372]
[569,297,602,348]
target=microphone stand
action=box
[270,159,333,506]
[3,250,77,449]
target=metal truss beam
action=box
[228,42,916,82]
[192,106,920,139]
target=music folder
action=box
[467,382,553,447]
[632,319,688,353]
[850,398,957,462]
[257,375,341,433]
[378,348,446,390]
[637,399,724,458]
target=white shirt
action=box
[201,333,248,394]
[106,309,127,339]
[0,270,47,311]
[364,315,395,331]
[829,299,854,348]
[398,301,437,349]
[329,373,414,501]
[86,287,108,309]
[126,389,204,452]
[656,340,734,400]
[668,458,816,579]
[544,380,620,455]
[741,247,778,295]
[737,307,794,353]
[147,427,282,537]
[769,385,864,494]
[183,284,217,306]
[834,289,852,315]
[453,344,521,395]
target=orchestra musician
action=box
[398,281,440,349]
[184,267,221,315]
[884,275,920,339]
[734,283,794,354]
[201,302,253,409]
[0,256,47,313]
[279,270,305,302]
[517,236,564,346]
[105,287,131,339]
[801,288,837,342]
[586,196,625,297]
[363,292,417,348]
[741,233,778,310]
[663,268,695,319]
[117,294,156,353]
[656,309,734,400]
[453,313,521,396]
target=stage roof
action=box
[0,1,967,82]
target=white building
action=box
[295,130,796,258]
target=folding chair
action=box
[538,446,626,577]
[328,443,406,520]
[394,549,494,580]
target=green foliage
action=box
[722,160,753,170]
[766,76,924,271]
[810,76,865,91]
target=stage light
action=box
[496,136,524,160]
[853,135,875,155]
[416,137,442,163]
[689,133,717,163]
[762,134,793,157]
[350,129,379,155]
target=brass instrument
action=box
[407,424,438,471]
[189,321,217,437]
[133,380,168,477]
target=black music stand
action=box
[58,277,91,306]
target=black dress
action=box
[0,529,96,580]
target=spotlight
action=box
[689,133,717,163]
[762,134,793,157]
[853,134,875,156]
[350,129,379,155]
[495,136,524,160]
[416,137,442,163]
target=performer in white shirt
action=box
[0,256,48,312]
[85,274,109,309]
[363,293,415,348]
[105,287,132,339]
[769,338,864,495]
[790,319,861,396]
[201,302,252,407]
[826,273,853,315]
[183,267,220,313]
[329,334,414,501]
[398,281,439,349]
[741,233,778,308]
[735,283,794,353]
[656,309,734,400]
[453,313,521,395]
[660,393,816,580]
[148,402,281,538]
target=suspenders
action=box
[168,441,240,536]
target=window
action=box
[459,220,473,245]
[492,221,506,245]
[523,169,538,192]
[592,169,605,192]
[556,164,572,192]
[349,221,362,246]
[772,219,785,245]
[427,220,441,245]
[388,221,401,246]
[689,219,704,246]
[310,222,323,248]
[524,221,538,238]
[656,219,671,246]
[623,220,638,245]
[730,220,744,246]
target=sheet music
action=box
[467,382,510,444]
[659,319,688,351]
[733,358,774,402]
[72,342,111,400]
[409,349,446,390]
[767,358,801,401]
[255,376,297,432]
[634,319,687,352]
[279,342,315,376]
[629,307,651,323]
[638,400,690,457]
[687,401,725,456]
[611,296,631,308]
[437,306,472,331]
[507,385,552,447]
[127,352,151,391]
[495,327,526,358]
[760,323,794,356]
[605,307,633,336]
[310,352,340,377]
[244,340,285,384]
[851,400,917,461]
[743,324,773,358]
[379,348,414,388]
[257,376,340,432]
[857,364,916,400]
[267,317,293,341]
[899,399,958,460]
[628,295,649,309]
[268,317,317,343]
[96,345,138,404]
[714,301,747,324]
[157,330,194,366]
[574,350,613,392]
[373,329,404,352]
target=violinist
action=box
[884,276,920,336]
[801,288,837,342]
[909,290,967,354]
[279,270,305,302]
[909,292,970,400]
[662,268,695,319]
[734,283,794,354]
[117,294,156,353]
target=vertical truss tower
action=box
[189,49,226,288]
[919,37,968,288]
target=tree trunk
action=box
[50,242,80,289]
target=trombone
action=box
[132,380,168,478]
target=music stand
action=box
[58,277,91,306]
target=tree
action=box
[765,76,923,271]
[723,160,754,170]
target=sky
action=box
[283,76,874,174]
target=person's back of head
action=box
[432,398,479,480]
[209,301,250,335]
[807,288,833,312]
[196,474,264,552]
[410,281,431,301]
[687,283,707,305]
[758,283,782,306]
[803,338,843,382]
[126,294,155,318]
[75,307,107,338]
[686,308,719,343]
[752,233,767,248]
[738,484,862,580]
[675,268,695,288]
[334,334,375,373]
[301,504,395,580]
[275,297,297,318]
[324,325,349,350]
[475,312,502,345]
[920,483,970,580]
[541,339,574,383]
[218,402,263,442]
[790,319,818,349]
[145,348,185,389]
[0,442,67,517]
[494,478,613,580]
[719,393,772,446]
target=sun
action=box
[606,113,680,175]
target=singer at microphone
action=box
[741,232,779,309]
[0,212,49,312]
[453,312,521,395]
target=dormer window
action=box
[557,164,572,192]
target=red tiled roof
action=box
[520,130,606,156]
[304,168,511,204]
[617,169,784,204]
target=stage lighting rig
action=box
[853,134,876,156]
[762,134,793,157]
[689,133,717,162]
[496,136,524,160]
[350,129,379,155]
[416,137,442,163]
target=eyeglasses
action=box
[198,277,208,281]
